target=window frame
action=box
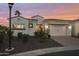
[28,23,33,28]
[12,24,26,30]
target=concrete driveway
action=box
[52,36,79,47]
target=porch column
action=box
[71,22,75,37]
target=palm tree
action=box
[15,10,21,16]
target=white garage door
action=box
[49,25,67,36]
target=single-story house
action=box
[9,14,79,37]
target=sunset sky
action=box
[0,3,79,26]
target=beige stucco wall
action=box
[11,16,37,36]
[11,17,29,36]
[10,16,72,36]
[43,20,72,36]
[31,15,44,24]
[74,21,79,36]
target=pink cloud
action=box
[0,17,8,26]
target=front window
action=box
[13,24,25,30]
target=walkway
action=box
[11,47,79,56]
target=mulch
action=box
[0,36,63,55]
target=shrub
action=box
[35,31,49,42]
[0,31,5,43]
[22,34,29,43]
[40,33,49,43]
[77,33,79,38]
[34,31,51,43]
[34,31,45,37]
[34,32,38,37]
[34,31,41,37]
[7,30,14,38]
[17,32,23,39]
[48,34,51,38]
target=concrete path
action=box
[11,47,79,56]
[52,36,79,46]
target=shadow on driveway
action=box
[40,49,79,56]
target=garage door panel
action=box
[49,25,67,36]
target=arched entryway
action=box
[36,24,45,32]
